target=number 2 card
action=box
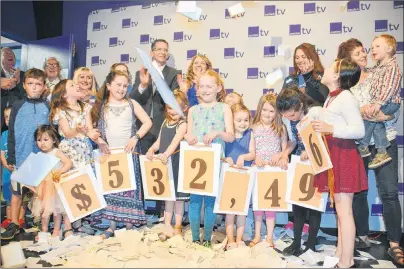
[94,148,137,194]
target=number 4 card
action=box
[178,141,222,197]
[94,148,137,194]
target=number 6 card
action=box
[178,141,222,197]
[94,148,137,194]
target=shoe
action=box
[1,219,11,228]
[202,240,212,248]
[355,236,371,249]
[283,244,303,256]
[1,222,20,240]
[368,152,392,169]
[358,147,371,158]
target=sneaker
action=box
[1,222,20,240]
[355,236,371,249]
[368,152,392,169]
[1,219,11,229]
[358,147,371,158]
[202,240,212,248]
[18,219,25,228]
[282,244,303,257]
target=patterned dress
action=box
[254,124,282,160]
[93,100,146,226]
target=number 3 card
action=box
[57,165,106,222]
[139,156,176,201]
[253,166,292,212]
[178,141,222,197]
[214,163,255,215]
[286,155,328,212]
[94,148,137,194]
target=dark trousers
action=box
[352,139,402,242]
[291,205,322,250]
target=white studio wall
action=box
[86,1,404,231]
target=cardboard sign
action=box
[214,164,255,215]
[286,155,328,212]
[57,165,106,222]
[253,166,292,212]
[139,155,176,201]
[298,121,333,175]
[94,148,136,194]
[178,141,222,196]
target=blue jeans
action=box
[359,103,400,150]
[189,194,216,242]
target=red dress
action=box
[313,89,368,193]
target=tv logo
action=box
[188,14,207,22]
[397,135,403,148]
[346,1,371,11]
[375,20,400,32]
[92,22,108,31]
[226,89,234,94]
[154,15,171,25]
[224,48,244,59]
[248,26,269,37]
[371,204,383,216]
[111,6,127,13]
[122,18,138,28]
[398,182,404,195]
[289,67,295,74]
[210,29,229,40]
[393,1,404,8]
[225,9,245,18]
[90,10,99,15]
[140,34,157,44]
[109,37,125,47]
[264,46,276,57]
[142,3,159,8]
[289,24,311,35]
[247,68,268,79]
[304,3,326,14]
[91,56,106,66]
[120,54,137,63]
[397,42,403,54]
[250,110,256,118]
[173,32,192,42]
[364,47,371,54]
[187,50,197,60]
[264,5,285,16]
[86,40,97,49]
[330,22,353,34]
[213,68,228,79]
[263,88,274,94]
[316,48,326,55]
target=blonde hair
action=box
[73,67,98,96]
[374,34,397,56]
[231,103,251,123]
[165,89,189,121]
[253,94,284,136]
[186,54,213,86]
[199,69,226,102]
[225,92,244,105]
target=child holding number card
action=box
[276,86,322,256]
[185,69,234,248]
[91,71,152,239]
[146,90,189,240]
[224,103,255,250]
[31,125,73,239]
[249,94,288,248]
[310,59,367,268]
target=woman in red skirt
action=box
[310,58,368,268]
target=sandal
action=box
[63,229,74,239]
[388,246,404,266]
[248,239,260,248]
[266,238,274,248]
[100,229,114,240]
[174,225,182,236]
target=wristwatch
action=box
[132,133,141,141]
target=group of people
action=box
[0,33,402,268]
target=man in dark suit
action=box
[1,47,25,131]
[130,39,180,154]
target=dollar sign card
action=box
[56,165,106,222]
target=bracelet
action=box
[131,133,141,141]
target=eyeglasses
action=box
[153,48,168,53]
[46,63,59,68]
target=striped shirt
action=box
[369,56,402,105]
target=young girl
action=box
[31,125,73,239]
[50,79,99,235]
[223,92,244,107]
[185,69,234,247]
[249,94,288,248]
[311,59,367,268]
[146,90,189,239]
[91,71,152,238]
[276,86,322,256]
[224,103,255,250]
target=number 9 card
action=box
[178,141,222,197]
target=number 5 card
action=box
[178,141,222,197]
[94,148,137,194]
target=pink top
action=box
[253,125,282,161]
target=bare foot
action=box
[237,241,246,247]
[266,237,274,247]
[52,229,60,238]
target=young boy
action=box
[1,68,49,240]
[358,34,402,169]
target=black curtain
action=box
[33,1,63,39]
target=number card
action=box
[286,155,328,212]
[213,164,255,215]
[178,141,221,196]
[57,165,106,222]
[253,166,292,212]
[298,121,332,175]
[94,148,136,194]
[139,155,176,201]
